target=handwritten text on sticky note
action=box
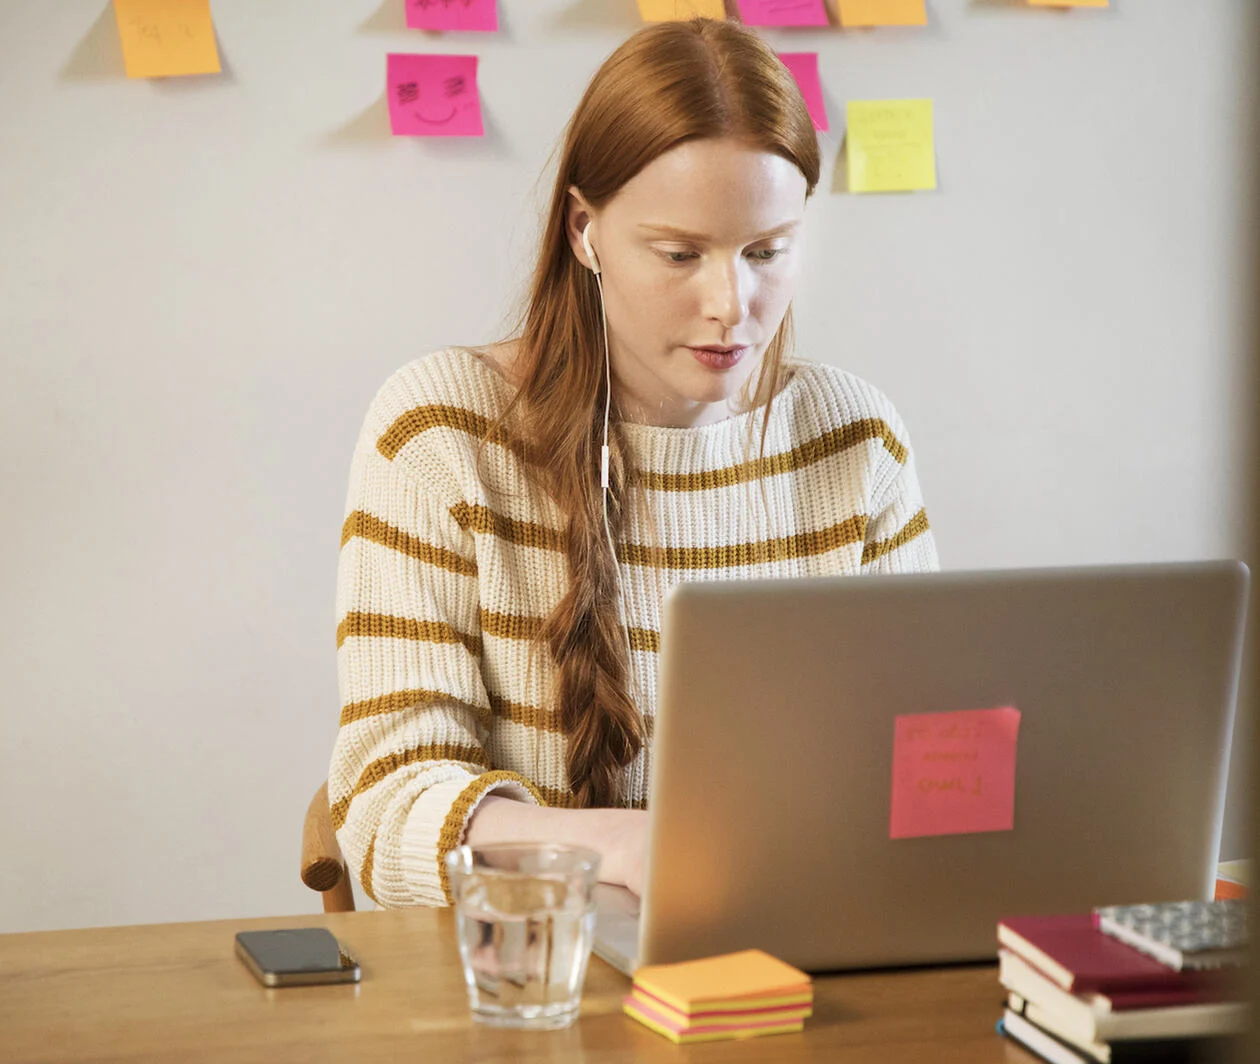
[406,0,499,32]
[738,0,829,27]
[637,0,726,20]
[778,53,828,132]
[847,98,937,193]
[836,0,928,28]
[112,0,221,79]
[387,54,484,137]
[889,707,1021,840]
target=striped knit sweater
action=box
[330,346,939,907]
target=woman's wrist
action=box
[463,797,638,887]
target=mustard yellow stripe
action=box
[536,783,576,809]
[336,611,481,656]
[359,828,379,905]
[628,627,659,653]
[449,502,565,553]
[487,693,655,740]
[479,608,543,641]
[330,742,491,830]
[341,510,477,577]
[638,418,907,493]
[861,508,931,565]
[489,692,561,733]
[376,404,523,461]
[620,514,867,570]
[339,688,490,730]
[436,771,546,904]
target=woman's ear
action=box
[566,186,597,272]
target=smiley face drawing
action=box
[400,75,470,127]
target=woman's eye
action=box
[749,248,785,262]
[664,251,694,264]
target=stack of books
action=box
[623,948,813,1044]
[996,902,1248,1064]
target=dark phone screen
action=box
[236,928,353,974]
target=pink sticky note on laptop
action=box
[405,0,499,32]
[387,53,484,137]
[778,53,828,132]
[738,0,829,27]
[889,707,1021,840]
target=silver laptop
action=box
[593,561,1249,975]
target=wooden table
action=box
[0,907,1038,1063]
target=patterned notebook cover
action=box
[1094,900,1248,971]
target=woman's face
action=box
[568,137,809,429]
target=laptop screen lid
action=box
[633,561,1248,972]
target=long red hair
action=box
[490,18,821,808]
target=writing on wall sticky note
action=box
[836,0,927,28]
[112,0,221,79]
[738,0,829,27]
[846,98,936,193]
[1028,0,1108,7]
[889,707,1021,840]
[406,0,499,32]
[637,0,727,21]
[387,54,484,137]
[778,53,828,132]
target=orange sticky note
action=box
[1028,0,1108,7]
[113,0,220,79]
[889,707,1020,840]
[633,950,810,1014]
[837,0,927,27]
[637,0,726,20]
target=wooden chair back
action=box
[300,781,355,913]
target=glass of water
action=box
[445,843,601,1030]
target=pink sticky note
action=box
[779,53,828,132]
[405,0,498,32]
[738,0,829,27]
[387,54,484,137]
[889,707,1021,840]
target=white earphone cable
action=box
[593,264,639,808]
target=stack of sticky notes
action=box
[623,949,812,1044]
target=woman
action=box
[330,18,938,908]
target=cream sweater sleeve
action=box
[329,395,542,908]
[859,400,940,575]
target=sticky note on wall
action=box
[638,0,727,21]
[387,54,484,137]
[837,0,927,28]
[889,707,1021,840]
[112,0,221,79]
[778,53,828,132]
[737,0,829,27]
[406,0,499,32]
[846,98,936,193]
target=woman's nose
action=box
[700,258,751,328]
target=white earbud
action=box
[581,222,602,276]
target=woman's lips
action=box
[687,345,748,369]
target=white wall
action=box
[0,0,1254,933]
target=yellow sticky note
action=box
[113,0,221,79]
[846,99,937,193]
[837,0,927,27]
[637,0,726,21]
[1028,0,1108,7]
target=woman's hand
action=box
[466,797,649,895]
[602,808,648,896]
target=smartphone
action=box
[235,927,361,987]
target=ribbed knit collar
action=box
[451,346,809,474]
